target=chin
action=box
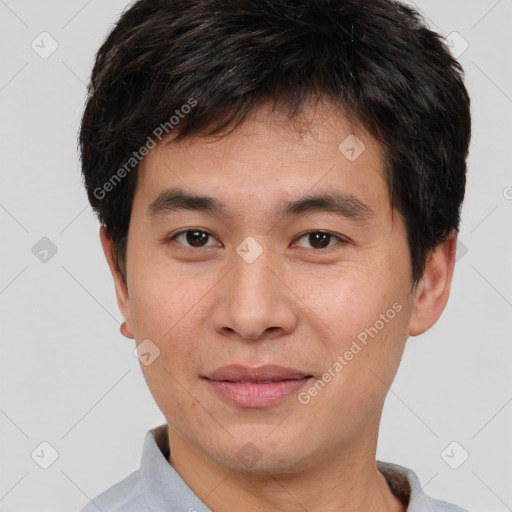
[222,450,310,476]
[205,430,316,475]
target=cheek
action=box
[128,257,207,340]
[292,267,392,338]
[128,266,207,390]
[134,300,205,422]
[298,270,410,398]
[301,307,409,438]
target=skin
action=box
[100,100,456,512]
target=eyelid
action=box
[292,231,350,250]
[168,229,351,251]
[168,229,221,248]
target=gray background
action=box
[0,1,511,511]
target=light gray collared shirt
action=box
[80,424,468,512]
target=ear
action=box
[408,231,457,337]
[99,226,135,339]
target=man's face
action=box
[107,102,430,473]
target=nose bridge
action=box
[229,238,276,311]
[211,238,297,339]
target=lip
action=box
[203,364,312,382]
[202,365,313,408]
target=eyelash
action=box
[168,229,349,252]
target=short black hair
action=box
[79,0,471,287]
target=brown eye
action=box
[171,230,218,248]
[295,232,343,250]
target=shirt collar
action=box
[141,423,436,511]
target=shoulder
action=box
[80,470,145,512]
[377,461,469,512]
[411,493,469,512]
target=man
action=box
[79,0,471,510]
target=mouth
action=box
[202,365,314,408]
[214,379,310,383]
[203,364,313,382]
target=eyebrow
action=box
[147,187,373,224]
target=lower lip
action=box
[204,378,312,408]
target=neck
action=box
[166,419,405,512]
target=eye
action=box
[294,231,346,250]
[170,229,220,248]
[168,229,348,251]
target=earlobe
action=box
[99,226,135,339]
[120,321,134,339]
[408,232,457,337]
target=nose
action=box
[210,244,298,341]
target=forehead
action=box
[134,101,390,219]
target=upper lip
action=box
[203,364,313,382]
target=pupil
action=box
[310,233,330,249]
[184,232,330,249]
[187,231,208,247]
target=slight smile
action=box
[202,365,314,408]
